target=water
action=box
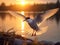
[0,11,60,42]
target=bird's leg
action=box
[34,31,36,36]
[32,30,34,36]
[32,30,36,36]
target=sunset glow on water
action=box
[20,11,25,37]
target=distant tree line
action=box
[0,3,8,11]
[0,0,60,11]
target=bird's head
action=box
[23,17,30,21]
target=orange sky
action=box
[0,0,57,5]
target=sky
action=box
[0,0,57,5]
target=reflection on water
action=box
[0,11,48,37]
[20,11,25,37]
[0,12,16,32]
[0,13,7,20]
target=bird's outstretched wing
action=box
[33,8,59,24]
[9,11,26,19]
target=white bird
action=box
[9,8,59,36]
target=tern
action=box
[9,8,59,36]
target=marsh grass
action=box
[0,31,55,45]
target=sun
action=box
[21,1,25,5]
[16,0,26,5]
